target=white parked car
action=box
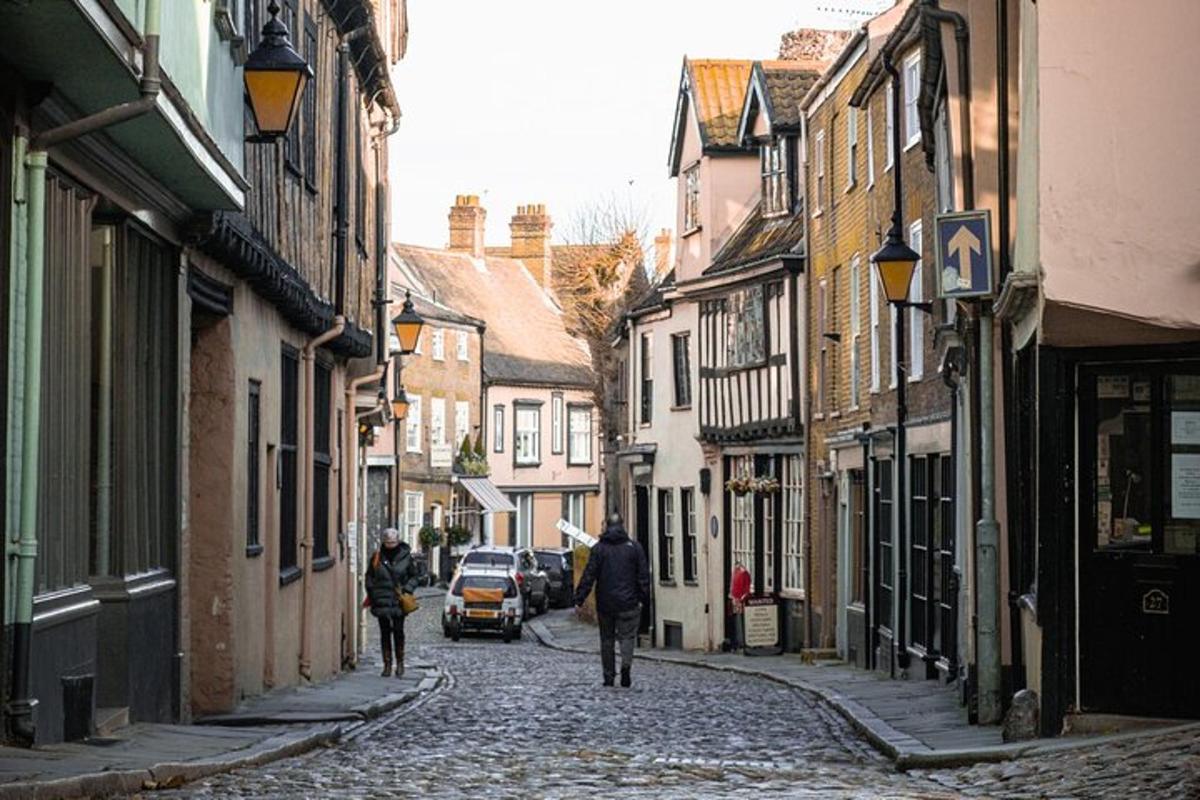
[442,568,524,643]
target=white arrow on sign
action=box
[947,224,982,288]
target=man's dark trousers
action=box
[598,608,640,683]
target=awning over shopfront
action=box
[458,477,517,514]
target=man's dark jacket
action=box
[574,523,650,616]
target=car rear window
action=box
[535,554,560,570]
[452,574,515,597]
[462,551,513,568]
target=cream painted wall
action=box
[485,384,601,491]
[1035,0,1200,339]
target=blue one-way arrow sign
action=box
[935,209,993,299]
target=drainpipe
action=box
[334,44,349,316]
[924,0,1000,724]
[343,364,385,667]
[299,316,346,680]
[7,0,162,746]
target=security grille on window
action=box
[456,330,468,361]
[761,139,788,215]
[683,165,700,231]
[515,405,540,465]
[432,328,445,361]
[568,405,592,465]
[672,333,692,407]
[406,395,423,452]
[726,286,766,368]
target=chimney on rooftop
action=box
[448,194,486,258]
[654,228,673,278]
[510,204,553,290]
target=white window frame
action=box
[551,394,564,455]
[783,455,805,594]
[849,256,861,409]
[683,164,701,232]
[515,405,540,465]
[903,52,921,150]
[430,397,446,446]
[404,491,424,546]
[567,405,592,465]
[565,492,585,529]
[846,108,858,189]
[762,139,789,216]
[455,400,470,449]
[870,265,881,393]
[866,105,875,188]
[885,82,895,171]
[661,489,676,582]
[683,488,698,582]
[731,459,754,574]
[513,493,533,548]
[431,328,445,361]
[456,330,468,361]
[493,404,504,453]
[406,395,423,453]
[909,220,925,381]
[813,130,826,215]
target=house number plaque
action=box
[1142,588,1170,615]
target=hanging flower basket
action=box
[725,476,780,496]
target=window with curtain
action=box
[515,405,540,465]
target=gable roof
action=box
[391,244,594,388]
[738,61,822,140]
[627,269,676,319]
[668,58,754,177]
[704,202,805,277]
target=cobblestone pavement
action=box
[166,594,1198,800]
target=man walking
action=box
[574,512,650,687]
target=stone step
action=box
[94,706,128,737]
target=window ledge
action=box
[659,579,678,588]
[830,411,842,419]
[778,588,807,601]
[312,555,336,573]
[514,461,542,469]
[867,180,875,191]
[567,461,593,468]
[681,225,702,238]
[813,412,825,421]
[246,543,264,558]
[279,566,302,587]
[904,137,921,152]
[847,405,860,413]
[670,404,693,412]
[908,374,924,384]
[811,209,823,219]
[844,181,856,194]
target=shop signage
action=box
[935,209,993,299]
[1142,588,1170,615]
[743,596,781,655]
[430,443,453,469]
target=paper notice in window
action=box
[1171,412,1200,446]
[1097,376,1130,399]
[1172,454,1200,519]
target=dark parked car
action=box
[458,545,549,617]
[534,548,575,608]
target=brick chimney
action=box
[509,204,553,289]
[448,194,486,258]
[654,228,673,277]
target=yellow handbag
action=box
[399,591,420,614]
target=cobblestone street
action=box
[166,596,1200,799]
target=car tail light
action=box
[515,572,524,586]
[506,608,516,617]
[449,605,459,617]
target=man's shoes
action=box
[603,676,614,687]
[620,667,631,688]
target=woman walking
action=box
[365,528,418,676]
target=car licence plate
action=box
[466,609,498,619]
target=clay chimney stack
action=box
[448,194,486,258]
[654,228,674,277]
[510,203,553,290]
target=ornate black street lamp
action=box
[243,0,312,140]
[391,291,425,356]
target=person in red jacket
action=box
[730,562,751,650]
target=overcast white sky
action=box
[388,2,891,249]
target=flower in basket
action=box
[725,476,753,496]
[752,476,781,494]
[445,525,473,548]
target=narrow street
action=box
[164,599,1200,799]
[171,598,937,799]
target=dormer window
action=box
[683,165,701,232]
[762,138,789,216]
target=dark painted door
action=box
[1078,366,1200,718]
[634,485,652,636]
